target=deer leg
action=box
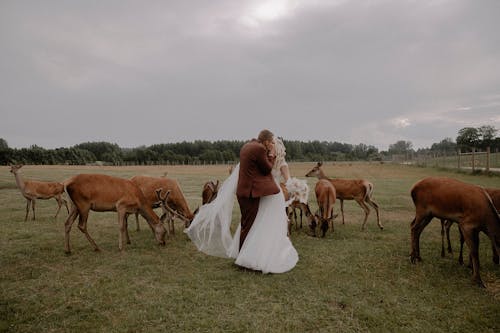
[440,219,446,258]
[135,212,140,231]
[410,214,432,264]
[31,200,36,221]
[25,199,31,221]
[64,205,79,254]
[458,226,465,265]
[54,195,63,220]
[169,217,175,235]
[159,213,171,238]
[320,218,328,237]
[356,199,371,230]
[287,209,293,237]
[300,209,303,229]
[118,210,128,251]
[63,198,69,214]
[340,200,345,224]
[366,198,382,229]
[124,214,131,245]
[77,209,100,252]
[293,208,297,229]
[329,206,335,231]
[444,220,453,254]
[460,225,484,288]
[286,207,292,235]
[491,241,499,265]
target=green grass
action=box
[1,163,499,332]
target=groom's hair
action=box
[258,129,274,142]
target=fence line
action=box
[396,148,500,173]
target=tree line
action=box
[1,125,498,165]
[386,125,500,157]
[0,139,380,165]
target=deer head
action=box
[202,180,220,205]
[305,162,323,178]
[9,164,23,174]
[156,188,191,227]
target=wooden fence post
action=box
[472,148,475,172]
[457,149,461,169]
[486,147,490,172]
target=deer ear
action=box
[317,162,323,167]
[215,180,219,189]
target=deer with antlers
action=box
[9,164,69,221]
[130,175,195,235]
[305,162,383,230]
[63,174,167,253]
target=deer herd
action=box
[7,162,500,287]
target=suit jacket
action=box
[236,139,280,198]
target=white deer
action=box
[9,164,68,221]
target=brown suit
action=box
[237,139,280,249]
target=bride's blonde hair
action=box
[273,137,286,169]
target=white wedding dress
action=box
[184,164,298,274]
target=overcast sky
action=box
[1,0,499,151]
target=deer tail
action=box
[363,181,374,201]
[479,186,500,257]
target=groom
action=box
[236,129,280,250]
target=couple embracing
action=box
[185,129,298,273]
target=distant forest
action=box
[0,126,498,165]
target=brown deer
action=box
[410,177,500,287]
[440,187,500,264]
[155,189,192,229]
[305,162,382,230]
[130,175,195,234]
[313,179,337,237]
[63,174,167,253]
[202,180,219,205]
[9,164,69,221]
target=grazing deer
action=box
[130,175,195,234]
[155,189,191,229]
[63,174,167,253]
[280,182,317,235]
[313,179,337,237]
[305,162,382,230]
[202,180,219,205]
[440,187,500,265]
[9,164,69,221]
[410,177,500,287]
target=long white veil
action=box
[184,164,240,258]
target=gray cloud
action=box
[1,0,499,150]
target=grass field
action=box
[1,162,499,332]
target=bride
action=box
[184,136,298,274]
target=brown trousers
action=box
[237,196,260,250]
